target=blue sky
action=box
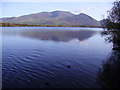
[1,1,114,20]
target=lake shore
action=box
[0,23,104,28]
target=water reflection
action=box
[2,27,112,88]
[101,28,120,50]
[3,29,96,42]
[97,50,120,88]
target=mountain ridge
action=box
[1,10,101,26]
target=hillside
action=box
[1,11,101,26]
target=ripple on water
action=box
[2,27,111,88]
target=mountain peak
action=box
[52,10,71,13]
[51,10,74,15]
[1,10,101,26]
[78,13,91,16]
[51,10,63,13]
[50,10,74,18]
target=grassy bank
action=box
[0,23,103,28]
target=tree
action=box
[102,0,120,50]
[108,1,120,23]
[98,1,120,87]
[105,0,120,30]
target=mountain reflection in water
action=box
[3,29,96,42]
[3,27,111,88]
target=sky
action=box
[1,0,115,2]
[1,0,116,20]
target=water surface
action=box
[2,27,112,88]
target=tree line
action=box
[98,1,120,88]
[102,0,120,50]
[0,22,102,28]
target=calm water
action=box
[2,27,112,88]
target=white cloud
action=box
[70,8,91,14]
[1,0,115,2]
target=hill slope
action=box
[1,11,101,26]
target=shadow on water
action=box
[3,29,96,42]
[98,28,120,88]
[97,50,120,88]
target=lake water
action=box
[2,27,112,88]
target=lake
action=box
[2,27,112,88]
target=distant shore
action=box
[0,23,104,28]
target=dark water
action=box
[2,27,112,88]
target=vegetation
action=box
[0,22,103,28]
[101,0,120,50]
[98,1,120,88]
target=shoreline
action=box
[0,23,103,28]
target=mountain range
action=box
[1,11,101,26]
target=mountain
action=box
[1,11,101,26]
[99,19,107,26]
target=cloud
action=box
[70,8,91,14]
[1,0,115,2]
